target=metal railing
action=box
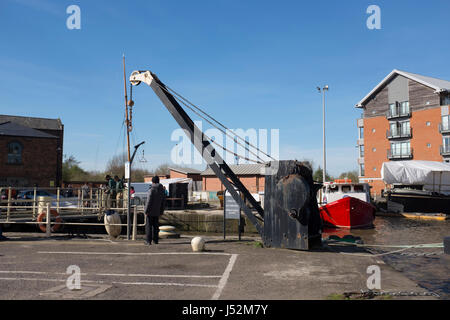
[439,123,450,134]
[440,145,450,156]
[386,128,412,139]
[387,148,413,160]
[0,186,147,240]
[386,109,411,120]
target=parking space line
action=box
[38,251,231,256]
[0,277,219,288]
[211,254,238,300]
[0,270,221,278]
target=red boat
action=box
[319,196,376,229]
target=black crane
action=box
[129,70,322,250]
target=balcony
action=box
[387,148,413,160]
[386,109,411,120]
[439,123,450,134]
[440,145,450,156]
[386,128,412,139]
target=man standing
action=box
[105,175,116,209]
[143,176,166,245]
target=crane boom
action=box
[130,70,265,235]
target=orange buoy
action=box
[37,209,63,233]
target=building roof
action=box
[0,114,63,130]
[169,167,202,175]
[356,69,450,108]
[201,163,266,176]
[0,121,58,139]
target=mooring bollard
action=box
[46,202,51,237]
[444,237,450,255]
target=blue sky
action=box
[1,0,450,176]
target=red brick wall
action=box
[362,116,390,196]
[0,136,59,187]
[362,107,444,196]
[170,170,187,179]
[202,175,265,193]
[410,108,443,161]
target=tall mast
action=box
[123,55,131,162]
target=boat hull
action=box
[387,191,450,214]
[319,196,375,229]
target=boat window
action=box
[354,185,364,192]
[341,185,351,193]
[328,185,339,193]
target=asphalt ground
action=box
[0,232,438,300]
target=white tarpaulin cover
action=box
[381,160,450,193]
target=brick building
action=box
[201,163,265,193]
[168,167,202,181]
[0,115,64,187]
[355,69,450,196]
[0,122,58,187]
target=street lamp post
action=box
[317,85,329,183]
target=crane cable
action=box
[164,83,276,161]
[155,82,269,164]
[169,90,264,164]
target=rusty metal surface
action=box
[263,161,322,250]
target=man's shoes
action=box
[0,235,8,241]
[144,241,151,246]
[153,240,158,244]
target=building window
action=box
[372,148,376,152]
[359,127,364,139]
[389,120,410,137]
[443,137,450,154]
[441,93,450,106]
[7,142,23,164]
[359,145,364,158]
[391,141,411,157]
[400,101,410,115]
[427,143,431,148]
[373,167,376,171]
[372,128,376,133]
[442,115,450,131]
[426,121,431,126]
[389,101,410,118]
[360,164,365,176]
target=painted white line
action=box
[0,277,218,288]
[97,273,221,278]
[38,251,231,256]
[111,281,218,288]
[211,254,238,300]
[0,270,221,278]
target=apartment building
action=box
[355,69,450,196]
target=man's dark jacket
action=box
[144,183,166,217]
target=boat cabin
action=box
[319,179,371,205]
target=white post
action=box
[132,205,137,241]
[32,187,37,219]
[7,187,11,222]
[56,187,60,214]
[46,202,51,237]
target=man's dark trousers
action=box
[145,216,159,244]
